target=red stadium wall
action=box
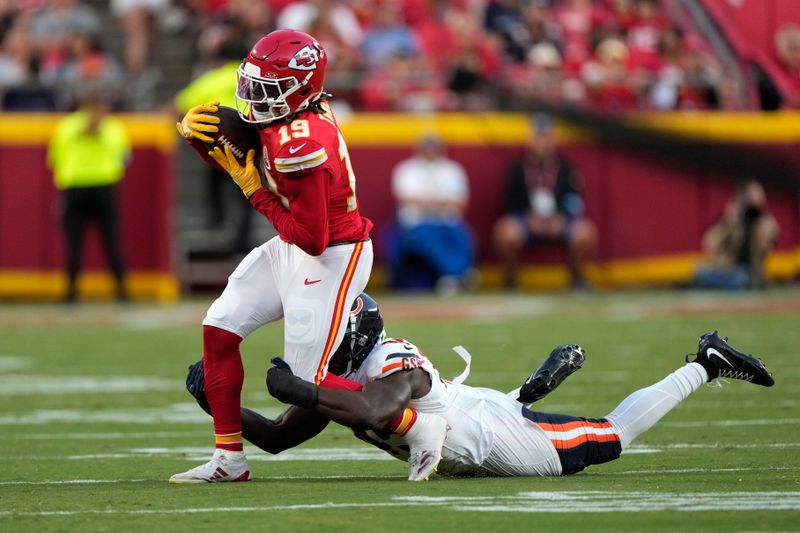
[354,142,781,263]
[0,113,178,300]
[0,112,798,298]
[338,112,800,288]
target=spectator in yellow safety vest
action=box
[48,86,131,302]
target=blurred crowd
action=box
[1,0,753,112]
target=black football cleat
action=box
[518,344,586,403]
[688,331,774,387]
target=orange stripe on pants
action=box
[314,242,364,384]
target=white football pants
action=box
[203,236,373,383]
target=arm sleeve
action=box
[249,168,331,256]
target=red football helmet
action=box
[235,29,328,124]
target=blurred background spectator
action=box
[48,85,131,302]
[42,31,126,109]
[692,180,779,290]
[774,23,800,105]
[194,0,273,67]
[492,113,596,289]
[29,0,100,50]
[389,134,475,294]
[110,0,172,109]
[0,21,38,105]
[0,0,756,113]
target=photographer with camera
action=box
[693,180,779,289]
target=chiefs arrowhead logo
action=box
[288,45,321,71]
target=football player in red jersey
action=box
[169,30,441,483]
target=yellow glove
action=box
[176,101,220,143]
[208,146,263,198]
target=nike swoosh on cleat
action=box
[707,347,733,367]
[289,143,307,154]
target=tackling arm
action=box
[185,359,329,454]
[314,372,414,430]
[240,406,330,454]
[267,358,431,430]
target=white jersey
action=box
[350,339,563,476]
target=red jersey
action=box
[249,103,372,256]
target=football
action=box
[187,105,261,172]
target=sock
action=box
[202,325,245,450]
[385,408,419,436]
[215,432,243,452]
[606,362,708,449]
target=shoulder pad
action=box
[378,352,427,379]
[274,139,329,176]
[361,339,428,381]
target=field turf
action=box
[1,289,799,531]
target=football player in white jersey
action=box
[186,294,774,478]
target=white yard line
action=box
[2,491,799,517]
[0,479,146,486]
[0,356,33,372]
[0,431,206,440]
[0,475,396,486]
[14,446,393,462]
[0,375,181,396]
[0,404,282,425]
[660,418,800,428]
[11,442,800,462]
[610,466,797,475]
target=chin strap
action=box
[450,346,472,385]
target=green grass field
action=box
[2,290,799,531]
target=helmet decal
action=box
[351,296,364,316]
[288,45,321,71]
[335,293,383,375]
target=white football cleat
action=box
[404,412,449,481]
[169,448,251,484]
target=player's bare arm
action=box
[185,359,329,453]
[240,407,329,454]
[266,355,430,430]
[187,356,427,448]
[267,354,449,482]
[318,371,430,430]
